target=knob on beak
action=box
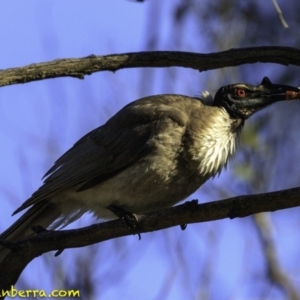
[285,90,300,100]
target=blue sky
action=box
[1,1,300,299]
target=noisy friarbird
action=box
[0,77,299,250]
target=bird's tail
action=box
[0,201,61,262]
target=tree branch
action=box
[1,186,300,293]
[1,46,300,87]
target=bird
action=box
[0,77,299,249]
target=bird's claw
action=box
[180,224,187,230]
[184,199,198,209]
[108,205,141,240]
[31,225,64,256]
[179,199,198,230]
[54,249,65,257]
[31,225,48,234]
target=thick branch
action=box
[1,46,300,87]
[1,186,300,293]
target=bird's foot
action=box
[31,225,64,256]
[179,199,199,230]
[183,199,198,208]
[108,205,141,240]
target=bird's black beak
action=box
[258,77,300,103]
[213,77,300,119]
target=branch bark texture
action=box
[1,46,300,87]
[0,187,300,293]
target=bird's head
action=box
[213,77,300,119]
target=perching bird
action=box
[0,77,299,246]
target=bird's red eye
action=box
[236,89,246,97]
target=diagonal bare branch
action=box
[1,46,300,88]
[1,186,300,294]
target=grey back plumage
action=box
[13,95,204,214]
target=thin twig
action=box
[271,0,289,28]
